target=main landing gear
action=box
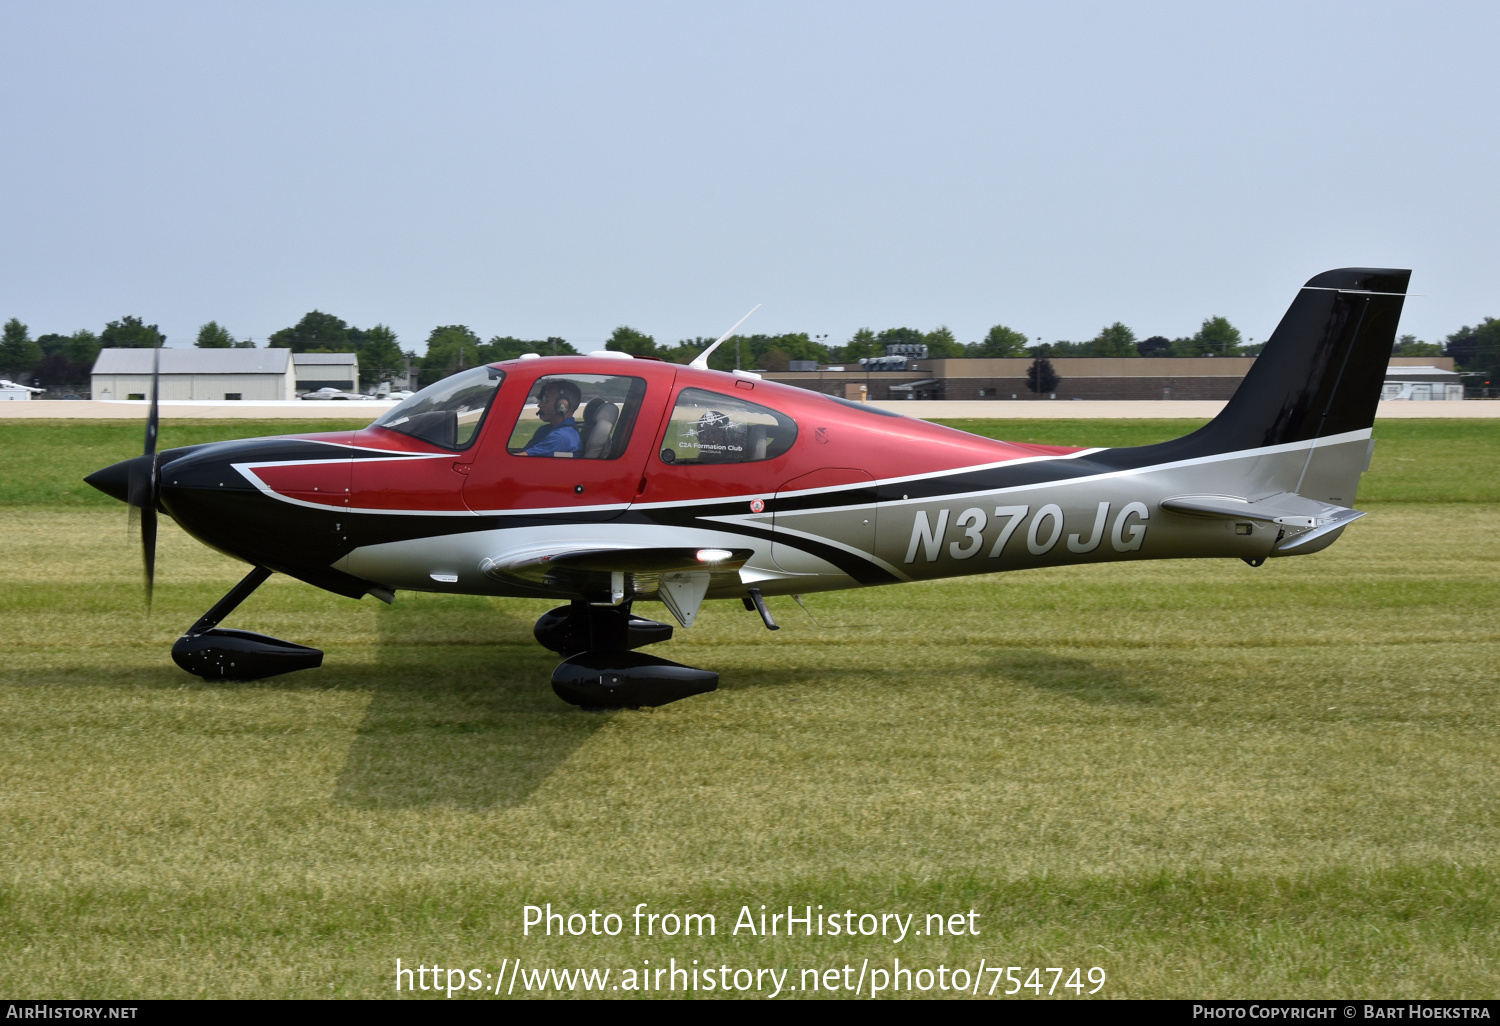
[171,566,324,681]
[535,601,717,709]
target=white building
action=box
[292,352,361,394]
[91,348,297,401]
[0,379,44,400]
[1381,365,1464,401]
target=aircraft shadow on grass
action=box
[987,649,1159,706]
[328,596,873,810]
[331,597,620,811]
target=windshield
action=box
[372,365,504,449]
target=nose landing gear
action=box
[535,601,717,709]
[171,566,324,680]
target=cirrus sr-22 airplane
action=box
[87,267,1408,708]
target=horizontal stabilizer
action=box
[1274,507,1366,552]
[1161,492,1366,552]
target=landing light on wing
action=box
[696,548,733,563]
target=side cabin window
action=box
[659,388,797,465]
[506,373,647,459]
[372,365,504,450]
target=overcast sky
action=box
[1,1,1495,353]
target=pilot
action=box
[521,380,583,456]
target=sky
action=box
[1,1,1495,354]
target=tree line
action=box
[3,307,1495,393]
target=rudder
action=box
[1103,267,1410,504]
[1205,266,1410,451]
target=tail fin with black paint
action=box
[1102,267,1409,504]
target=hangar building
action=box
[292,353,360,393]
[91,348,297,401]
[765,356,1461,401]
[1380,364,1464,401]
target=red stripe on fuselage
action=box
[246,360,1085,515]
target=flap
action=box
[482,546,754,585]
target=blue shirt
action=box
[523,418,581,456]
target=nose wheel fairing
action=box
[170,567,325,682]
[173,629,323,681]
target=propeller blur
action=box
[85,345,162,606]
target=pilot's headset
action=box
[537,383,574,420]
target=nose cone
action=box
[155,436,365,595]
[85,454,153,505]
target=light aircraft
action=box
[87,268,1408,707]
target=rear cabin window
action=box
[372,365,504,450]
[506,374,647,459]
[659,388,797,465]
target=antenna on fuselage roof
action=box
[688,304,761,371]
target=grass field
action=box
[1,419,1497,999]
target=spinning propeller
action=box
[84,346,161,607]
[82,352,321,680]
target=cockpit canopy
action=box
[505,373,648,459]
[372,365,504,449]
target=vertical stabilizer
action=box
[1200,267,1409,450]
[1103,268,1409,504]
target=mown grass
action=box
[0,420,1496,998]
[0,420,364,507]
